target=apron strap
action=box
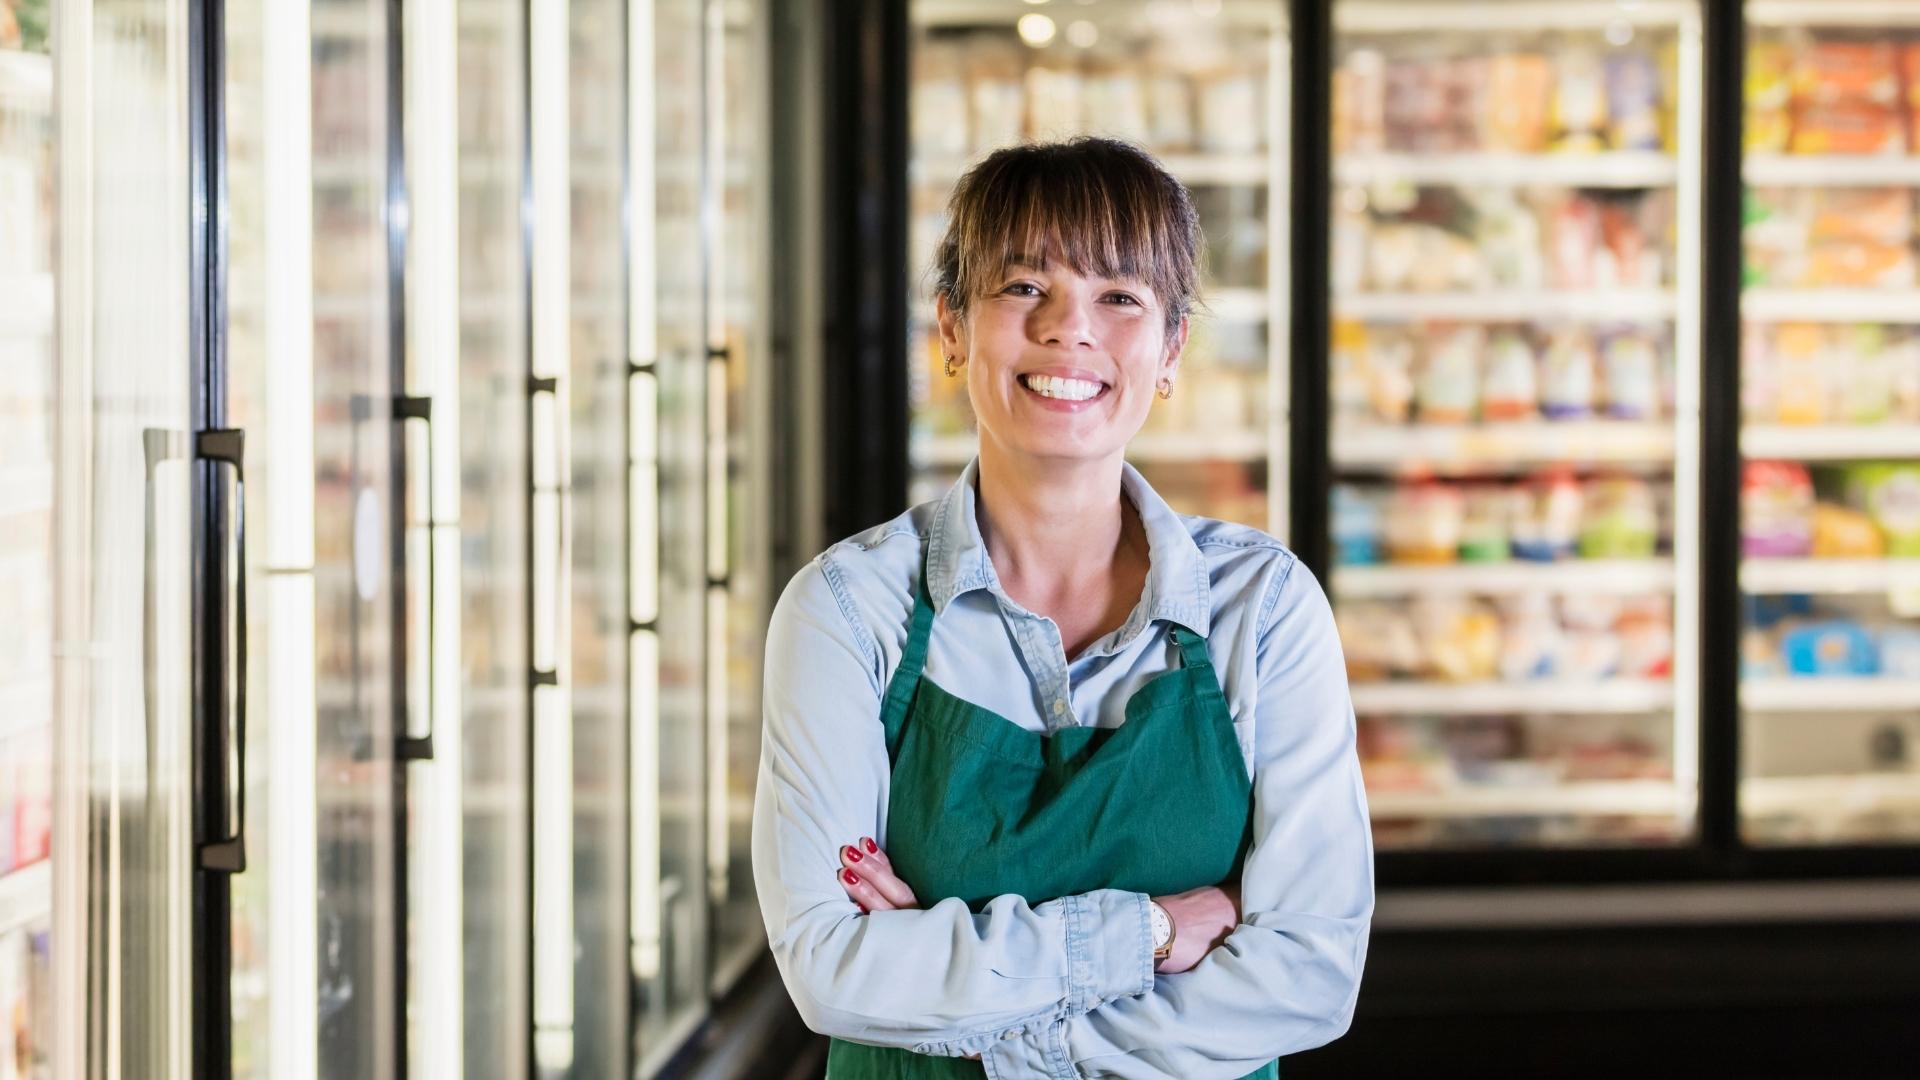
[879,548,936,756]
[1168,623,1230,713]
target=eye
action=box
[1002,281,1041,298]
[1104,291,1143,307]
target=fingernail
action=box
[863,838,877,854]
[856,902,868,913]
[843,869,860,885]
[844,845,863,863]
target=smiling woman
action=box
[753,138,1374,1080]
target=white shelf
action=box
[1742,424,1920,461]
[1350,679,1674,716]
[1332,420,1675,470]
[1742,289,1920,324]
[0,273,53,337]
[1337,152,1677,190]
[1334,559,1675,599]
[1742,559,1920,596]
[1337,0,1694,32]
[1742,678,1920,713]
[913,429,1269,469]
[0,860,51,935]
[1742,774,1920,817]
[1336,289,1675,323]
[1369,779,1681,820]
[915,0,1284,30]
[914,153,1267,191]
[1747,1,1920,29]
[0,49,51,110]
[1745,154,1920,187]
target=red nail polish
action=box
[857,902,868,913]
[863,838,877,854]
[843,869,860,885]
[844,845,863,863]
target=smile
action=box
[1019,373,1108,402]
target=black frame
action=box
[822,0,1920,890]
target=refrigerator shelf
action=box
[1742,677,1920,713]
[1747,0,1920,29]
[1350,678,1673,716]
[1744,154,1920,188]
[1741,290,1920,325]
[1741,558,1920,596]
[1332,420,1675,471]
[1742,774,1920,817]
[1742,424,1920,460]
[1334,289,1676,323]
[0,48,51,110]
[1367,779,1680,820]
[0,860,50,935]
[0,273,53,337]
[1334,558,1676,599]
[914,153,1268,191]
[1336,152,1677,190]
[1338,0,1694,33]
[913,429,1269,468]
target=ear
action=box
[936,293,967,367]
[1161,315,1190,382]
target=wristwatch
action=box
[1149,900,1175,962]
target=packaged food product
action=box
[1844,463,1920,556]
[1878,626,1920,679]
[1742,460,1815,558]
[1385,52,1452,152]
[1485,52,1552,152]
[1338,603,1423,681]
[1540,327,1598,420]
[1331,320,1373,422]
[1331,202,1370,293]
[1617,596,1675,678]
[1892,332,1920,422]
[1809,188,1912,247]
[1559,628,1623,681]
[1772,322,1827,424]
[1746,41,1793,153]
[1366,330,1416,423]
[1412,596,1501,683]
[1511,470,1583,561]
[1904,44,1920,150]
[1742,322,1778,423]
[1601,330,1659,420]
[1472,190,1544,288]
[1025,62,1086,142]
[1741,625,1786,679]
[1481,331,1539,421]
[12,726,48,866]
[1415,325,1482,424]
[1791,41,1899,106]
[1803,243,1916,289]
[1385,482,1464,564]
[1458,485,1512,563]
[1332,485,1383,565]
[1546,197,1602,290]
[1549,49,1609,153]
[1790,101,1905,156]
[1446,55,1489,151]
[1497,592,1563,681]
[1338,48,1386,154]
[1579,476,1659,559]
[1812,502,1887,559]
[1605,50,1663,151]
[1782,620,1879,677]
[1839,324,1895,424]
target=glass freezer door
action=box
[1327,0,1705,851]
[1736,0,1920,846]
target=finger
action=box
[838,867,899,912]
[844,842,918,908]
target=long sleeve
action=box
[989,559,1375,1079]
[752,556,1158,1061]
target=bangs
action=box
[935,139,1201,332]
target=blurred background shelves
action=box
[1742,558,1920,595]
[0,861,50,935]
[1334,289,1678,323]
[1745,154,1920,188]
[1368,779,1680,819]
[1742,290,1920,324]
[1336,151,1678,189]
[1350,678,1674,716]
[1333,420,1676,471]
[1742,677,1920,713]
[1335,558,1676,598]
[1742,425,1920,460]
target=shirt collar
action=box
[925,459,1213,640]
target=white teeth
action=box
[1022,374,1104,401]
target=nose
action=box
[1031,288,1096,350]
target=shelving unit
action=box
[1742,558,1920,595]
[1350,678,1674,716]
[1742,773,1920,817]
[1742,678,1920,713]
[1368,779,1680,820]
[1334,559,1675,599]
[1742,425,1920,461]
[1335,289,1677,323]
[1333,420,1676,471]
[1745,154,1920,188]
[1741,289,1920,325]
[1336,151,1677,189]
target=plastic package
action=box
[1606,50,1664,151]
[1481,331,1539,421]
[1782,621,1878,677]
[1333,485,1383,565]
[1416,325,1482,423]
[1511,471,1583,562]
[1458,486,1513,563]
[1879,626,1920,679]
[1844,463,1920,556]
[1742,460,1815,558]
[1579,477,1659,559]
[1497,592,1563,681]
[1541,327,1598,420]
[1601,330,1660,419]
[1549,49,1609,153]
[1386,483,1465,564]
[1772,322,1827,425]
[1413,596,1501,683]
[1485,52,1551,152]
[1811,502,1887,559]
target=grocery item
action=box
[1332,484,1383,565]
[1458,486,1512,563]
[1792,100,1905,155]
[1839,325,1896,424]
[1579,477,1659,559]
[1511,470,1583,561]
[1782,620,1878,677]
[1385,483,1464,564]
[1616,596,1675,678]
[1496,591,1563,681]
[1742,460,1815,558]
[1772,322,1827,425]
[1811,502,1887,559]
[1196,59,1262,154]
[1904,44,1920,150]
[1338,603,1423,682]
[1480,331,1539,421]
[1546,197,1603,290]
[1792,41,1899,107]
[1330,320,1372,421]
[1472,190,1544,289]
[1549,49,1609,153]
[1365,330,1415,423]
[1605,51,1664,151]
[1415,325,1481,423]
[1745,41,1792,153]
[1844,463,1920,556]
[1540,327,1598,419]
[1412,596,1501,683]
[1601,330,1659,420]
[1484,52,1551,152]
[1335,48,1386,154]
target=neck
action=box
[973,439,1134,592]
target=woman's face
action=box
[938,258,1188,465]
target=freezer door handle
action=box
[198,428,247,873]
[395,394,436,761]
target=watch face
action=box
[1150,903,1172,948]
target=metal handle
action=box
[199,429,247,874]
[396,394,435,761]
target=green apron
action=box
[826,554,1279,1080]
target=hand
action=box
[836,837,920,913]
[1151,883,1241,975]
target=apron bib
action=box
[826,554,1278,1080]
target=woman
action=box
[752,138,1373,1079]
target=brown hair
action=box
[933,138,1203,337]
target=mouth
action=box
[1018,372,1111,404]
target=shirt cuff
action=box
[1062,889,1155,1015]
[981,1018,1076,1080]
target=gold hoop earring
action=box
[1158,379,1174,400]
[943,355,958,378]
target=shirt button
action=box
[1001,1029,1018,1040]
[1052,698,1067,716]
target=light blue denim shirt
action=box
[752,461,1374,1079]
